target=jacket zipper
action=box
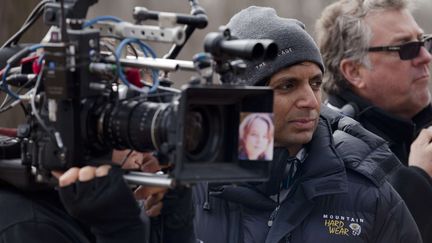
[267,204,280,227]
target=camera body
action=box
[0,0,277,188]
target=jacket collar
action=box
[327,89,423,143]
[297,116,348,200]
[210,115,348,208]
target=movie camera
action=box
[0,0,277,190]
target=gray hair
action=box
[315,0,412,95]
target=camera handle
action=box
[0,159,175,190]
[123,171,175,188]
[0,135,175,189]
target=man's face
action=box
[267,62,322,155]
[359,9,431,119]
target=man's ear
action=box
[339,59,365,89]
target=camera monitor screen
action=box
[238,112,274,161]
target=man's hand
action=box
[54,151,168,218]
[135,186,167,217]
[112,150,160,172]
[112,150,167,217]
[409,127,432,177]
[52,165,111,187]
[52,165,146,241]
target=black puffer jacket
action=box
[327,90,432,243]
[191,108,421,243]
[0,187,93,243]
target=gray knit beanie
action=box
[227,6,324,86]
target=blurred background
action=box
[1,0,432,127]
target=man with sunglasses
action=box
[316,0,432,242]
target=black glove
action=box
[58,166,146,243]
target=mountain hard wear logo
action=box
[323,214,363,237]
[349,223,361,236]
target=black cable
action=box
[120,150,134,168]
[1,0,50,48]
[0,80,34,114]
[23,0,51,28]
[59,0,69,43]
[2,18,37,48]
[19,102,29,116]
[30,65,51,135]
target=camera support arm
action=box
[102,55,195,72]
[0,158,175,190]
[133,0,208,59]
[89,22,186,45]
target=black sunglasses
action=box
[367,35,432,60]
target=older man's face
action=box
[359,9,432,119]
[267,62,322,155]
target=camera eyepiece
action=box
[204,31,277,61]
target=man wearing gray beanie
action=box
[226,6,324,86]
[188,6,422,243]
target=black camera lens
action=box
[101,99,172,152]
[183,105,223,162]
[184,109,206,154]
